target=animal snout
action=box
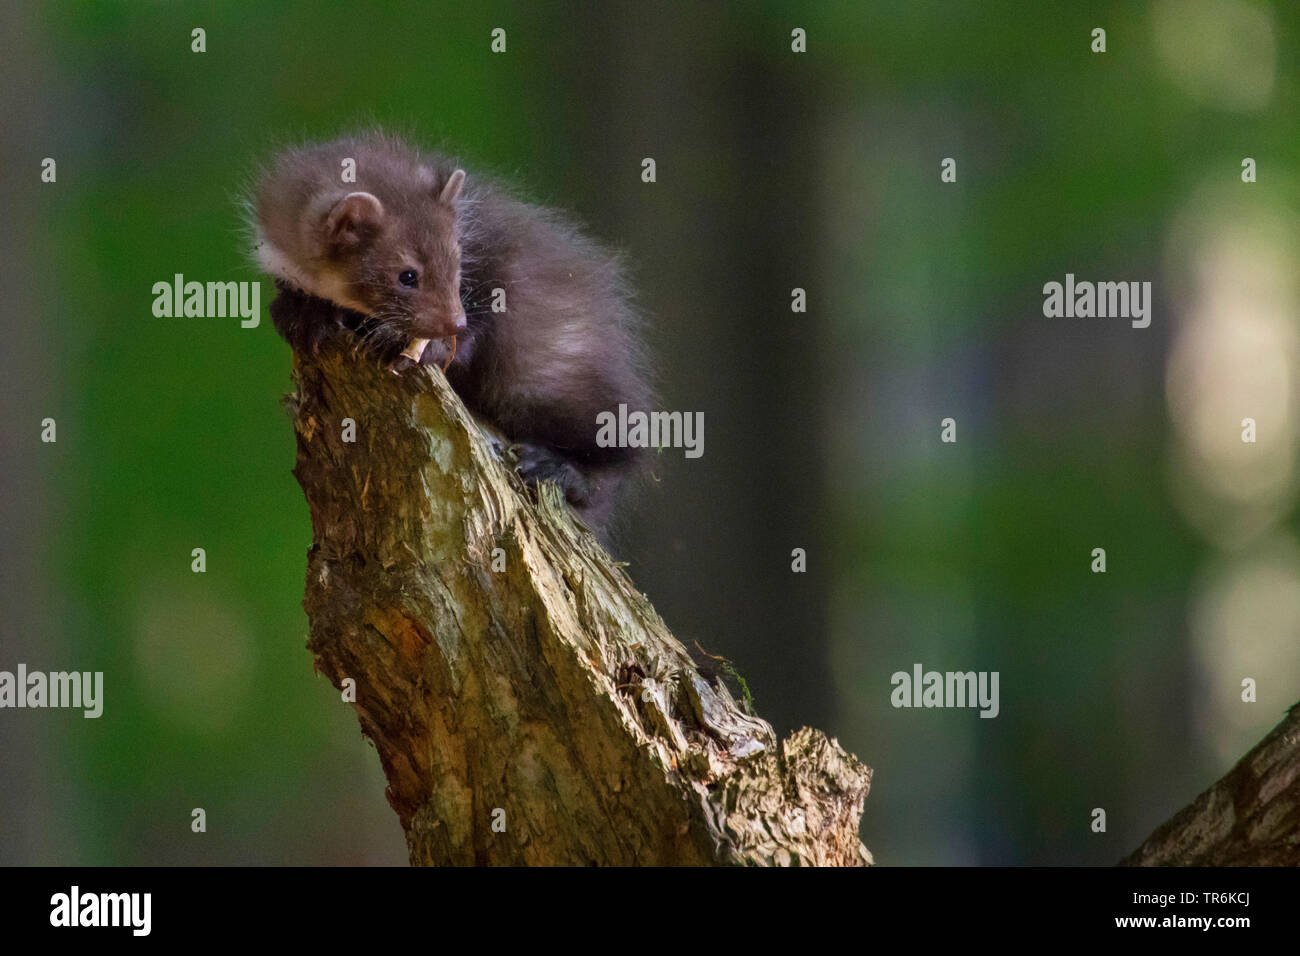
[417,308,467,339]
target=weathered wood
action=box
[283,324,873,866]
[1122,703,1300,866]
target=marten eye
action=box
[398,269,419,289]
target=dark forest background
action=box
[2,0,1299,865]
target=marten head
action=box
[315,168,468,341]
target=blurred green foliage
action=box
[4,0,1297,865]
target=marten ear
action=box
[325,191,384,246]
[439,169,466,205]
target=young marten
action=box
[249,133,653,534]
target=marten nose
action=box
[419,309,466,339]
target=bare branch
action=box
[1123,703,1300,866]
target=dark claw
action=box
[511,441,591,507]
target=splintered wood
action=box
[401,338,430,363]
[287,348,875,866]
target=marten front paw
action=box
[511,442,591,507]
[269,284,349,356]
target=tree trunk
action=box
[281,293,1299,867]
[283,321,873,866]
[1122,702,1300,866]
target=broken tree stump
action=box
[282,328,872,866]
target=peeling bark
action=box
[283,317,872,866]
[1122,703,1300,866]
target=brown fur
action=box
[250,133,653,535]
